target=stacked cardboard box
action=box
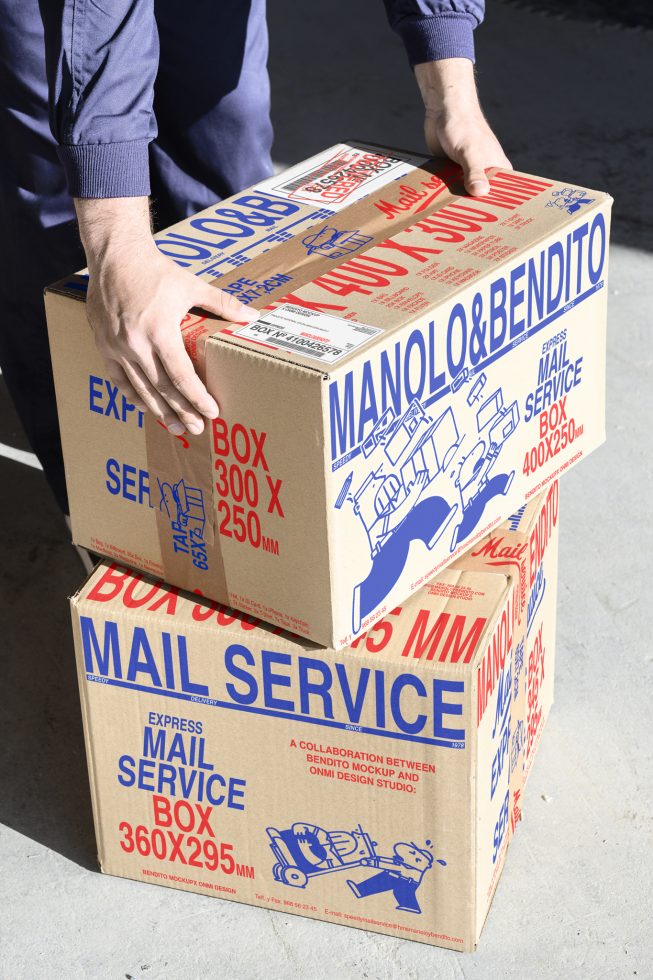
[47,143,609,950]
[47,142,609,648]
[70,483,559,951]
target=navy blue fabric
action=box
[38,0,482,200]
[0,0,273,512]
[40,0,159,198]
[384,0,484,66]
[0,0,85,512]
[150,0,274,227]
[0,0,479,512]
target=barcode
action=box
[353,324,379,336]
[280,156,351,193]
[268,338,331,359]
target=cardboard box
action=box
[70,487,559,952]
[49,142,607,646]
[455,479,560,826]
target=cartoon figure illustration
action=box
[266,822,379,888]
[546,187,594,215]
[339,377,521,634]
[301,226,373,259]
[448,377,519,551]
[158,478,206,531]
[347,841,446,915]
[338,399,460,633]
[349,400,460,558]
[267,821,446,914]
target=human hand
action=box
[414,58,511,196]
[75,196,257,436]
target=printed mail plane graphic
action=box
[336,372,520,634]
[301,226,373,259]
[267,821,445,915]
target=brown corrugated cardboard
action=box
[453,480,559,866]
[69,488,559,951]
[49,142,605,646]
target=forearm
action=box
[383,2,508,198]
[414,58,480,115]
[75,197,255,437]
[74,198,155,270]
[413,54,511,196]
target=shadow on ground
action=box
[0,403,96,868]
[268,0,652,250]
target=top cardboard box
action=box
[45,142,610,647]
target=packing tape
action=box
[144,156,471,592]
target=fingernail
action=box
[240,306,259,322]
[169,422,185,436]
[469,180,489,196]
[187,421,204,435]
[205,399,220,418]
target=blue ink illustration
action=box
[526,565,546,635]
[266,821,445,914]
[346,841,444,915]
[511,718,524,775]
[546,187,594,216]
[449,378,519,552]
[507,503,527,531]
[339,374,520,634]
[158,478,205,530]
[301,226,373,259]
[514,638,524,700]
[158,479,209,570]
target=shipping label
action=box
[235,304,383,364]
[268,145,426,207]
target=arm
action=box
[76,198,257,435]
[383,1,511,196]
[40,2,254,435]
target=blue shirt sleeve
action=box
[41,1,159,198]
[383,1,485,66]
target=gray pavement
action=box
[1,3,652,978]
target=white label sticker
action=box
[234,304,383,364]
[265,144,428,210]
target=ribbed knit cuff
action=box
[397,14,476,67]
[57,140,152,198]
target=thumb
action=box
[461,153,490,197]
[195,281,259,323]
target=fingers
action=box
[461,149,512,195]
[106,351,202,437]
[195,282,258,324]
[99,320,220,436]
[119,358,194,436]
[136,344,215,435]
[425,103,512,197]
[461,153,491,197]
[103,347,213,435]
[150,335,219,422]
[86,249,239,436]
[105,360,148,413]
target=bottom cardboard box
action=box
[70,483,559,951]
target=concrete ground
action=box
[1,3,651,978]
